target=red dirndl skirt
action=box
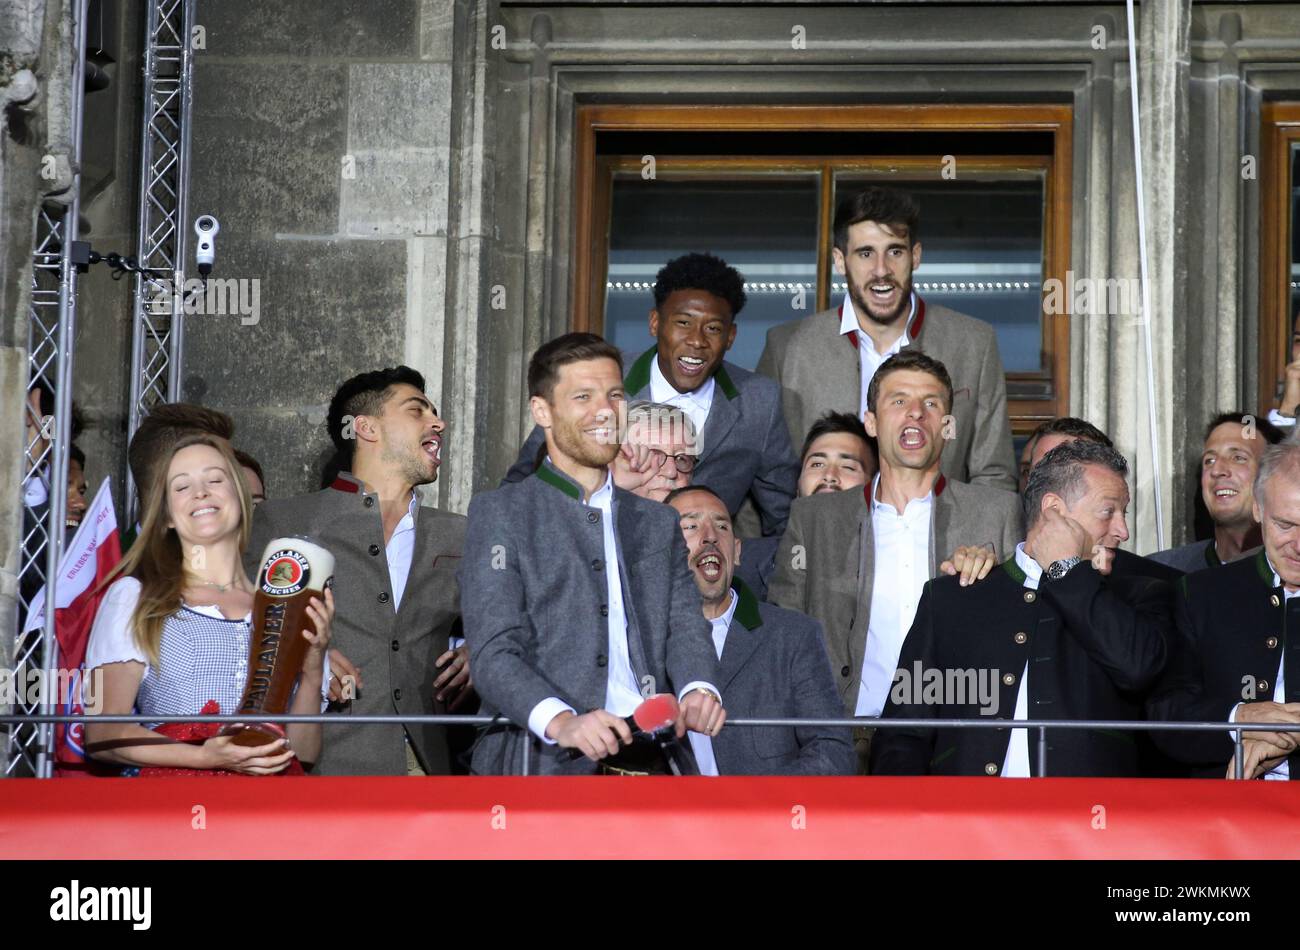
[136,700,306,777]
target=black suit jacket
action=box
[871,558,1171,777]
[1148,550,1300,778]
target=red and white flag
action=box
[22,478,122,776]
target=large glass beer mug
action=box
[225,536,335,747]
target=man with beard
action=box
[503,253,798,537]
[463,333,724,775]
[736,411,876,600]
[666,485,853,775]
[769,351,1022,771]
[247,366,467,775]
[871,440,1172,777]
[1149,437,1300,780]
[758,185,1016,492]
[1149,412,1283,573]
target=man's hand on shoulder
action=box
[939,542,998,587]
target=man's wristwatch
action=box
[1045,556,1082,581]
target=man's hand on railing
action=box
[327,648,363,703]
[434,644,473,711]
[546,710,632,761]
[1227,737,1292,780]
[679,688,726,738]
[1227,701,1300,778]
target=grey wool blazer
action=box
[460,462,719,775]
[502,346,799,536]
[709,581,855,776]
[766,476,1023,714]
[756,297,1018,493]
[245,473,466,776]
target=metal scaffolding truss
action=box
[8,0,196,777]
[126,0,196,525]
[7,0,90,778]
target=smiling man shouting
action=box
[757,185,1017,493]
[503,253,799,537]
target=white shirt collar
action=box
[839,291,917,343]
[587,466,615,509]
[1014,542,1043,589]
[649,351,715,409]
[712,588,740,631]
[1265,556,1300,599]
[869,472,935,517]
[22,470,49,508]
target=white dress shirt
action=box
[527,466,720,744]
[687,589,738,777]
[840,292,917,421]
[1228,559,1293,780]
[386,491,419,612]
[1001,542,1041,778]
[857,474,933,717]
[1266,409,1297,429]
[23,470,49,508]
[649,354,714,451]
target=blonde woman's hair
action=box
[100,431,252,666]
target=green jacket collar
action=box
[1256,548,1278,588]
[1000,556,1027,586]
[624,346,739,401]
[730,576,762,630]
[533,461,583,501]
[1205,539,1222,569]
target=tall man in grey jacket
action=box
[757,185,1017,492]
[462,333,725,775]
[768,351,1022,771]
[248,367,467,776]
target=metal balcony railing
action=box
[3,713,1294,780]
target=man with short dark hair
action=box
[666,485,853,775]
[769,351,1022,770]
[504,253,798,536]
[1150,438,1300,779]
[798,411,877,498]
[248,366,467,776]
[1018,416,1182,583]
[464,333,724,775]
[1147,412,1284,573]
[1025,417,1113,470]
[757,185,1016,492]
[872,440,1172,777]
[233,448,267,505]
[735,410,876,600]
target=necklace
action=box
[197,579,237,593]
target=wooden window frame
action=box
[573,104,1074,432]
[1260,102,1300,413]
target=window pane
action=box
[604,177,819,370]
[832,175,1046,374]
